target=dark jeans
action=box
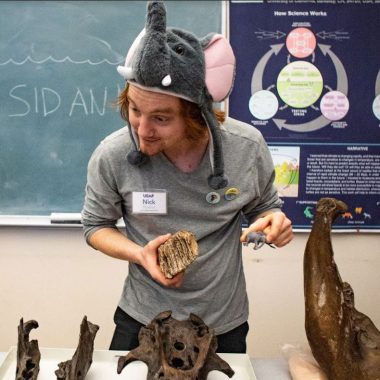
[109,307,249,353]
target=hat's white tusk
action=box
[117,66,134,80]
[161,74,172,87]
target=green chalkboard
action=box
[0,1,222,216]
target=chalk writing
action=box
[8,84,122,117]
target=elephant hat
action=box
[117,0,236,189]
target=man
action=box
[81,1,293,353]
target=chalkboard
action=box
[0,1,222,218]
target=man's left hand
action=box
[240,211,293,248]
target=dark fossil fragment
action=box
[117,311,235,380]
[304,197,380,380]
[55,316,99,380]
[16,318,41,380]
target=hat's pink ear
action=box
[203,34,235,102]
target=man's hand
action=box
[89,228,185,288]
[240,211,293,248]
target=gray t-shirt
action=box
[81,117,282,334]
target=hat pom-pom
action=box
[127,150,149,166]
[208,174,228,190]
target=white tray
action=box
[0,347,257,379]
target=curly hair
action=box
[116,84,225,143]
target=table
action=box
[252,357,292,379]
[0,352,292,379]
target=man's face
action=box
[127,84,188,157]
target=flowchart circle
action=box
[277,61,323,109]
[249,90,279,120]
[320,91,349,121]
[373,94,380,121]
[286,27,317,58]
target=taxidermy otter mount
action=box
[304,197,380,380]
[117,311,235,379]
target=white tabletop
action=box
[251,357,291,380]
[0,352,291,380]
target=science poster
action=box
[229,0,380,230]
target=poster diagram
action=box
[248,25,350,132]
[270,146,300,198]
[229,1,380,230]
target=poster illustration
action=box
[229,0,380,230]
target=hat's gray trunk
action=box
[137,1,170,87]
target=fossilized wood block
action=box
[117,311,234,380]
[304,197,380,380]
[55,316,99,380]
[158,230,198,278]
[16,318,41,380]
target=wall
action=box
[0,227,379,358]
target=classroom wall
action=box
[0,227,379,359]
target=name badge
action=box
[132,191,167,214]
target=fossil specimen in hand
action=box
[117,311,234,380]
[158,230,198,278]
[16,319,41,380]
[304,197,380,380]
[55,316,99,380]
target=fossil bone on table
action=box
[304,197,380,380]
[117,310,235,380]
[55,316,99,380]
[16,318,41,380]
